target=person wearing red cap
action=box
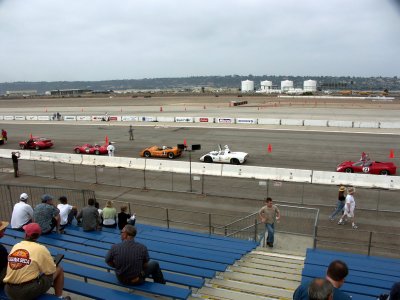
[3,223,70,300]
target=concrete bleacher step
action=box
[194,247,305,300]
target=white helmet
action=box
[162,146,167,150]
[224,145,229,149]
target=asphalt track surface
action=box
[1,95,400,173]
[1,123,400,174]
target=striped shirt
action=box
[105,240,149,283]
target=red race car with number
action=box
[19,137,53,150]
[74,144,108,155]
[336,160,397,175]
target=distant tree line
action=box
[0,75,399,95]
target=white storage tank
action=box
[260,80,272,92]
[241,80,254,93]
[281,80,293,92]
[304,79,317,92]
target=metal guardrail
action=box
[314,225,400,259]
[0,184,94,221]
[1,158,399,214]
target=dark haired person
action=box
[33,194,61,235]
[76,198,100,231]
[57,196,77,231]
[293,260,351,300]
[105,225,165,285]
[4,223,70,300]
[258,197,280,247]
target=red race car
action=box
[336,159,397,175]
[74,143,108,155]
[19,137,53,150]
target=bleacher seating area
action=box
[301,248,400,300]
[1,223,257,300]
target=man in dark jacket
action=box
[76,198,100,231]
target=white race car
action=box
[200,145,249,165]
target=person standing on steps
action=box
[129,125,134,141]
[258,197,280,248]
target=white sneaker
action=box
[338,220,343,225]
[352,224,358,229]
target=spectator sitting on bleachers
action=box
[308,278,333,300]
[105,225,166,285]
[57,196,77,232]
[3,223,70,300]
[33,194,61,234]
[76,198,100,231]
[378,282,400,300]
[293,260,351,300]
[102,200,117,228]
[10,193,33,230]
[118,206,136,230]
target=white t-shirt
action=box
[344,194,355,212]
[11,201,33,229]
[107,144,115,152]
[57,203,73,226]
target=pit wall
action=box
[0,149,398,190]
[1,114,400,129]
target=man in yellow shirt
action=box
[3,223,70,300]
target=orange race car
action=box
[139,145,182,159]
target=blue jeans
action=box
[266,223,275,244]
[330,200,345,219]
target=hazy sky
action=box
[1,0,399,82]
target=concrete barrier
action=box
[353,121,379,128]
[63,116,77,121]
[327,120,353,128]
[0,149,31,160]
[138,116,157,122]
[15,116,26,121]
[194,117,214,123]
[379,122,400,129]
[26,116,38,121]
[221,165,313,182]
[81,155,109,166]
[304,119,328,127]
[37,116,51,121]
[236,118,257,125]
[312,170,400,189]
[91,116,105,121]
[118,157,146,170]
[191,162,223,176]
[281,119,304,126]
[156,116,175,122]
[121,116,138,122]
[145,160,190,173]
[4,116,14,121]
[109,116,121,121]
[77,116,92,121]
[216,117,235,124]
[0,116,3,120]
[175,117,194,123]
[257,118,281,125]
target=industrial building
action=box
[241,80,254,92]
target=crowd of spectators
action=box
[0,192,152,299]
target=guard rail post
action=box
[34,160,37,176]
[313,226,318,249]
[52,162,56,179]
[166,208,170,229]
[72,164,76,182]
[201,174,205,195]
[94,166,98,184]
[208,213,212,235]
[224,226,227,236]
[368,231,373,256]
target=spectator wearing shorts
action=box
[338,187,357,229]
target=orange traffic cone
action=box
[203,105,206,110]
[105,135,109,145]
[160,106,163,112]
[389,149,395,158]
[184,139,187,147]
[30,133,33,139]
[267,144,272,153]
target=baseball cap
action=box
[20,193,29,201]
[0,221,9,231]
[23,223,42,237]
[41,194,54,202]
